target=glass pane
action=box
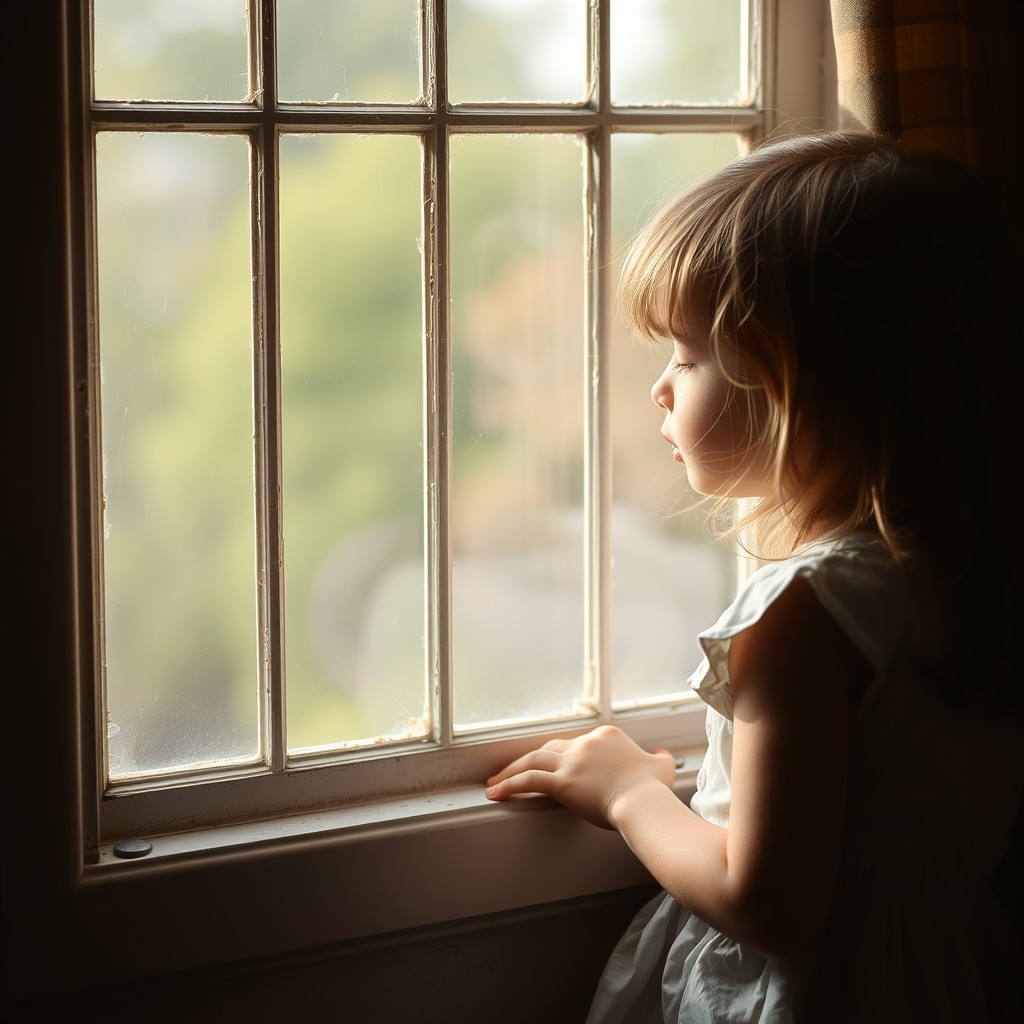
[93,0,249,103]
[611,0,749,106]
[96,132,259,777]
[609,133,743,707]
[277,0,421,103]
[450,134,585,729]
[448,0,586,104]
[280,134,426,752]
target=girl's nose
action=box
[651,370,671,410]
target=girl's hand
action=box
[484,725,677,830]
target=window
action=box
[3,0,835,1001]
[88,0,767,842]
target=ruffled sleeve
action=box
[685,535,906,721]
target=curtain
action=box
[830,0,1021,258]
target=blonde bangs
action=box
[618,197,718,346]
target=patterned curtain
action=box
[830,0,1021,257]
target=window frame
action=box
[3,0,837,1003]
[88,0,763,840]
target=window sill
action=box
[96,748,703,863]
[28,750,701,998]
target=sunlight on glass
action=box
[277,0,421,103]
[608,133,743,707]
[93,0,248,102]
[448,0,587,103]
[449,133,586,729]
[611,0,750,105]
[97,132,259,778]
[279,134,426,752]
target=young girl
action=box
[484,130,1023,1023]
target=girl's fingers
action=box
[485,768,555,801]
[486,747,562,787]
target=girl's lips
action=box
[662,433,684,463]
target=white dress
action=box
[586,533,1024,1024]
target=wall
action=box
[2,885,659,1023]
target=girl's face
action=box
[650,336,771,498]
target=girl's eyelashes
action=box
[669,338,701,368]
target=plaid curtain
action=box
[830,0,1021,251]
[830,0,1018,166]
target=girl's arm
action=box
[485,576,867,958]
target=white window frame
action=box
[4,0,837,1002]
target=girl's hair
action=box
[620,129,1017,708]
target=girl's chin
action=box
[684,471,729,499]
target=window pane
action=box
[609,133,742,707]
[93,0,249,103]
[611,0,749,106]
[96,132,259,777]
[449,134,585,729]
[276,0,421,104]
[447,0,587,104]
[279,134,426,752]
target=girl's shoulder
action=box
[689,533,911,718]
[707,532,907,648]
